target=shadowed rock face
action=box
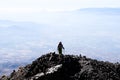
[1,52,120,80]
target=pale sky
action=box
[0,0,120,13]
[0,0,120,22]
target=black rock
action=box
[1,52,120,80]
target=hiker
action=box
[57,42,65,55]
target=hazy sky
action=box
[0,0,120,22]
[0,0,120,13]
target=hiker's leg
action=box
[59,48,62,55]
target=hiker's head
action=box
[59,42,62,44]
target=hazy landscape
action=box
[0,8,120,75]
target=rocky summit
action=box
[1,52,120,80]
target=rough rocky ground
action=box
[1,52,120,80]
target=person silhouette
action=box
[57,42,65,55]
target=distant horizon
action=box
[0,0,120,21]
[0,7,120,23]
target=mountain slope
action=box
[78,8,120,15]
[1,52,120,80]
